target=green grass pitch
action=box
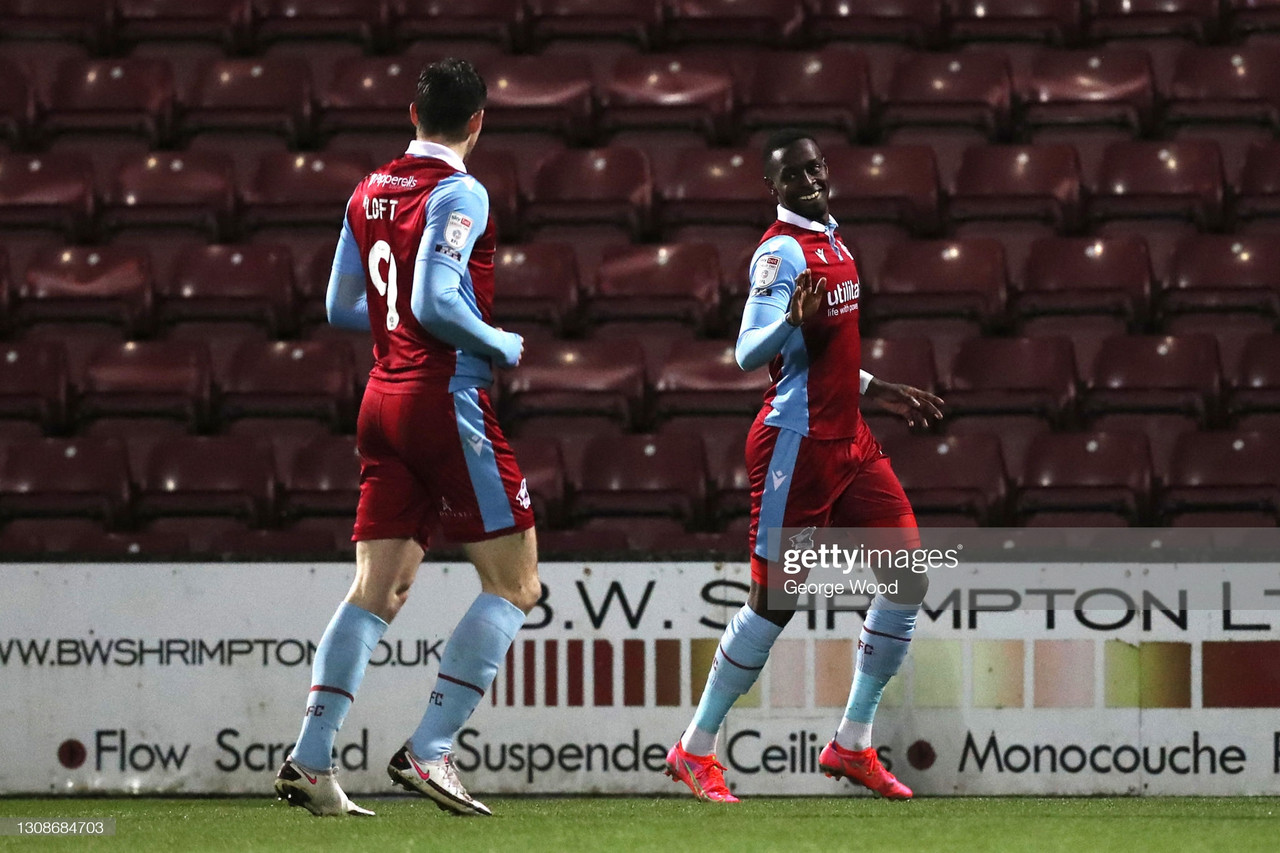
[2,796,1277,852]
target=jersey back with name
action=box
[748,219,863,438]
[344,153,497,389]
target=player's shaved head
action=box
[415,58,487,141]
[761,128,819,178]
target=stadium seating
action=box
[1,2,1278,559]
[0,437,132,525]
[136,435,275,524]
[572,432,709,523]
[883,433,1009,524]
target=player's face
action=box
[767,139,829,223]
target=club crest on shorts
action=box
[445,211,474,249]
[516,478,531,510]
[752,255,782,295]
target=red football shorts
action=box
[352,381,534,547]
[746,413,915,585]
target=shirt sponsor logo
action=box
[445,212,474,249]
[368,172,418,188]
[827,279,860,308]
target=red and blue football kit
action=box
[740,206,914,582]
[328,140,534,546]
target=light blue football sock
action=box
[292,602,389,770]
[680,605,783,755]
[410,593,526,760]
[836,594,918,751]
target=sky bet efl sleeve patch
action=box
[751,255,782,296]
[444,211,474,249]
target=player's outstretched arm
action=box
[863,377,945,429]
[325,215,371,331]
[410,177,523,368]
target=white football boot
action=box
[274,756,375,817]
[387,743,493,816]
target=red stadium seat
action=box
[0,57,35,147]
[947,0,1083,44]
[861,337,939,394]
[44,58,176,146]
[526,0,658,49]
[501,338,647,429]
[476,54,595,143]
[104,151,236,238]
[949,144,1083,231]
[17,246,153,333]
[388,0,524,51]
[250,0,379,46]
[737,49,871,141]
[1230,333,1280,416]
[320,56,420,136]
[870,238,1008,326]
[824,145,943,234]
[807,0,944,47]
[947,336,1078,421]
[0,340,69,429]
[1236,141,1280,222]
[0,437,131,525]
[241,149,373,230]
[0,518,107,555]
[882,433,1009,523]
[465,147,521,240]
[527,147,652,238]
[1088,0,1221,40]
[508,435,566,525]
[1226,0,1280,36]
[115,0,251,47]
[158,243,295,334]
[492,243,581,333]
[658,148,769,232]
[665,0,806,46]
[600,55,734,142]
[1162,430,1280,516]
[79,340,213,427]
[219,339,356,426]
[211,526,339,558]
[573,432,708,522]
[185,57,315,145]
[537,527,631,556]
[653,340,769,420]
[1016,235,1153,323]
[1089,140,1225,229]
[943,414,1049,477]
[280,434,360,518]
[1017,430,1153,522]
[0,152,96,239]
[589,243,719,328]
[0,0,111,48]
[82,417,189,479]
[1166,46,1280,134]
[1084,333,1223,420]
[137,436,275,523]
[1162,234,1280,319]
[881,51,1014,138]
[1017,48,1155,136]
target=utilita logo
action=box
[826,279,859,308]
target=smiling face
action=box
[764,137,829,224]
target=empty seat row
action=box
[9,46,1280,149]
[6,233,1278,338]
[7,0,1279,55]
[12,139,1280,244]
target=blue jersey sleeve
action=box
[409,173,522,368]
[324,203,370,331]
[735,236,806,371]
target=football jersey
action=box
[338,140,498,391]
[744,205,863,439]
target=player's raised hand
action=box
[787,269,826,327]
[864,378,946,429]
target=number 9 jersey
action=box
[339,140,498,392]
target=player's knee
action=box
[496,576,542,614]
[888,570,928,605]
